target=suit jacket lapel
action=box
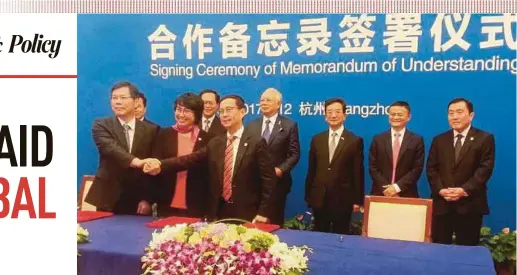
[397,131,414,163]
[383,131,393,164]
[266,117,283,145]
[233,133,250,177]
[217,136,227,187]
[456,127,477,166]
[330,130,347,166]
[444,131,456,169]
[131,120,144,154]
[112,117,129,152]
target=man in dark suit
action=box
[427,98,495,246]
[247,88,300,225]
[146,95,276,223]
[305,98,364,234]
[85,81,159,215]
[199,89,226,136]
[369,101,424,198]
[135,91,158,126]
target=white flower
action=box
[148,224,188,248]
[77,224,89,237]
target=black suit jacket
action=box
[247,115,300,193]
[161,128,277,221]
[305,129,365,209]
[426,127,495,215]
[201,116,226,137]
[85,117,159,211]
[369,129,424,198]
[150,128,214,217]
[143,117,159,128]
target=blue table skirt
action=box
[78,215,495,275]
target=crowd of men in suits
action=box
[85,81,495,246]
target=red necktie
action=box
[391,133,401,184]
[222,136,236,201]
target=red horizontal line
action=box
[0,75,77,79]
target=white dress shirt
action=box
[328,124,344,161]
[262,112,278,136]
[390,127,406,193]
[202,115,216,131]
[453,125,471,146]
[118,117,136,152]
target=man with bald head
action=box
[247,88,300,225]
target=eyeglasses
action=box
[175,107,194,115]
[219,107,238,115]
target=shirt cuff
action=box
[393,183,401,193]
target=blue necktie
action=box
[262,119,271,142]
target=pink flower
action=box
[296,214,304,221]
[503,228,510,234]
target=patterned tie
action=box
[455,134,463,164]
[329,132,338,162]
[262,119,271,142]
[391,132,401,183]
[222,136,236,201]
[123,124,131,152]
[204,119,210,132]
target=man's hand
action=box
[439,188,466,201]
[130,158,144,168]
[274,167,283,177]
[137,200,151,215]
[382,185,399,197]
[143,158,161,175]
[444,187,467,201]
[252,215,269,223]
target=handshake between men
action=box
[129,158,162,175]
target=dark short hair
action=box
[137,92,148,107]
[220,95,246,109]
[174,92,204,124]
[324,98,347,111]
[448,98,474,113]
[111,81,139,98]
[199,89,221,103]
[389,101,411,114]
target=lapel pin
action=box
[244,143,248,147]
[279,127,283,131]
[198,137,202,141]
[340,137,344,140]
[470,137,474,141]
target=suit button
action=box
[328,168,331,171]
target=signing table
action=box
[78,215,495,275]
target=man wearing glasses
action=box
[145,95,276,223]
[199,89,226,136]
[85,81,159,215]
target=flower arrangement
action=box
[283,212,313,231]
[284,208,364,235]
[141,221,312,275]
[480,226,516,274]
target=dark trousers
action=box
[216,198,255,222]
[432,211,483,246]
[109,195,140,215]
[313,195,353,234]
[270,187,289,226]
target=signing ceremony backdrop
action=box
[78,14,516,230]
